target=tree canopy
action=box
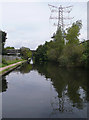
[20,47,32,59]
[34,20,89,68]
[66,20,82,44]
[0,30,7,55]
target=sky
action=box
[0,1,87,50]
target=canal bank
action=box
[0,60,26,76]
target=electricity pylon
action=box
[48,4,74,36]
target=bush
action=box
[16,58,19,60]
[58,44,84,66]
[81,41,89,68]
[58,55,68,66]
[47,49,58,62]
[2,58,8,65]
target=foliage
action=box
[34,20,88,68]
[47,27,65,62]
[5,46,15,50]
[1,58,23,68]
[58,44,84,66]
[2,58,8,65]
[66,20,82,44]
[34,27,65,63]
[0,30,7,55]
[81,40,89,67]
[34,42,48,62]
[0,30,7,43]
[55,27,63,42]
[20,47,32,59]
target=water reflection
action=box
[2,62,88,117]
[33,63,88,111]
[15,62,33,74]
[0,76,8,93]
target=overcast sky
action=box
[0,1,87,50]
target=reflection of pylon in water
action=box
[49,81,59,116]
[49,84,73,116]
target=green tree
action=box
[54,27,63,42]
[0,30,7,55]
[58,20,83,66]
[5,46,15,50]
[20,47,32,59]
[58,44,83,66]
[81,40,89,68]
[66,20,82,44]
[34,42,48,62]
[47,27,64,62]
[34,20,87,68]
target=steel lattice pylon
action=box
[48,4,74,34]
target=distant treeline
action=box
[0,29,32,60]
[34,20,89,68]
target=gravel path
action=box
[0,61,22,72]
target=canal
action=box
[1,62,89,118]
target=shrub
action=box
[58,44,84,66]
[58,55,68,66]
[16,58,19,60]
[47,49,58,62]
[2,58,8,65]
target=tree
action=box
[5,46,15,50]
[34,28,65,63]
[0,30,7,54]
[66,20,82,44]
[58,44,83,66]
[20,47,32,59]
[34,42,48,62]
[34,20,87,67]
[81,40,89,68]
[47,27,64,62]
[54,27,63,42]
[58,20,83,66]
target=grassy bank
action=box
[0,59,24,68]
[0,60,26,76]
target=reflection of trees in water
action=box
[1,63,32,93]
[33,63,88,113]
[15,63,33,74]
[0,76,8,93]
[1,62,88,114]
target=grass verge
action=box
[0,59,24,68]
[0,60,26,76]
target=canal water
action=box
[1,62,89,118]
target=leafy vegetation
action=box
[5,46,15,50]
[0,30,7,55]
[0,61,25,75]
[20,47,32,59]
[81,40,89,67]
[0,58,24,68]
[34,20,89,68]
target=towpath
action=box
[0,61,23,72]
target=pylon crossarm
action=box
[62,5,73,9]
[48,4,58,9]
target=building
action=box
[6,49,20,56]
